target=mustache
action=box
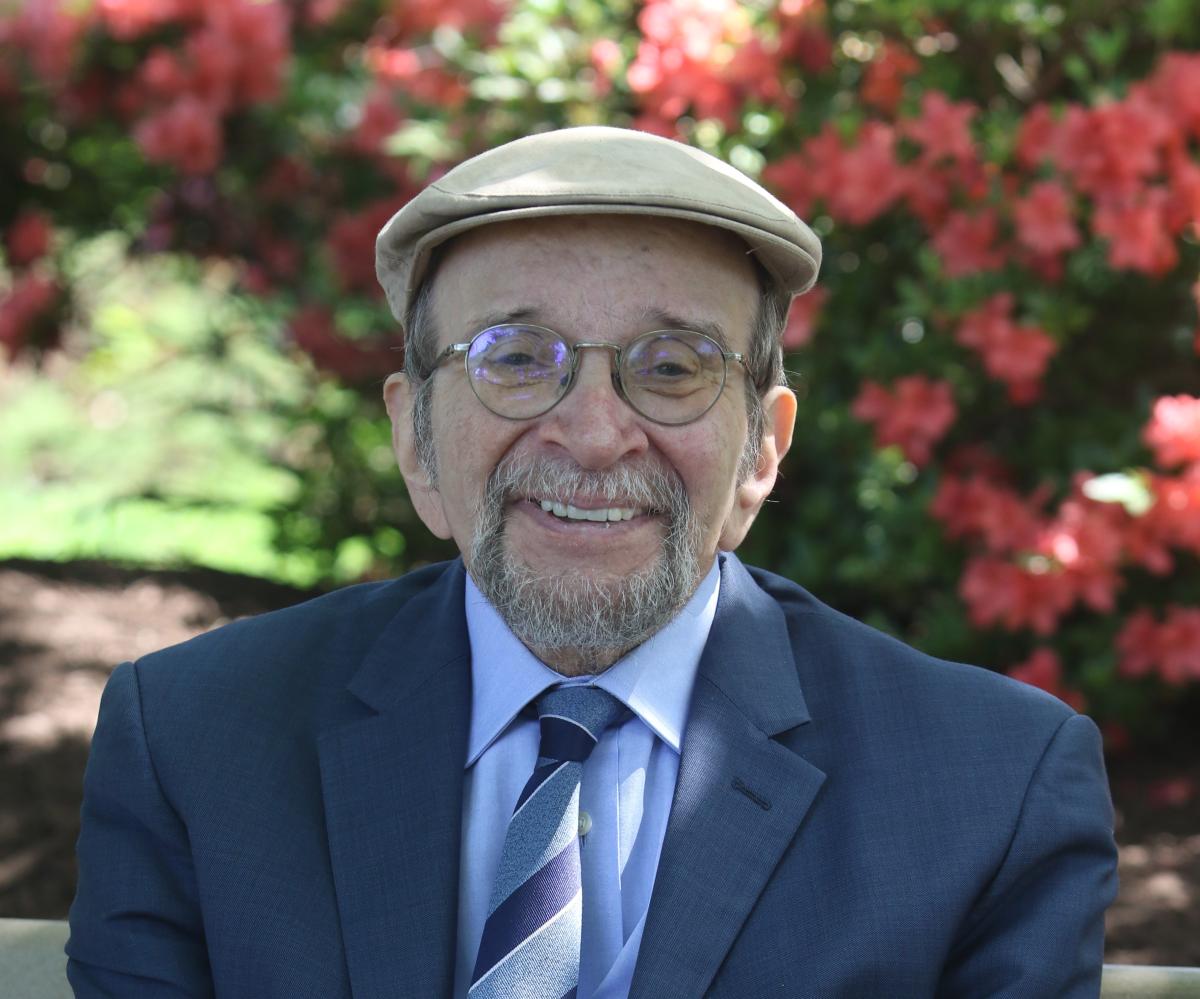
[484,453,689,515]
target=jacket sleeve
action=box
[936,711,1119,999]
[67,660,215,998]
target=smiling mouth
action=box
[529,498,647,523]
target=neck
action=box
[527,641,630,677]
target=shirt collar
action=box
[463,559,721,767]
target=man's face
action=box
[386,215,795,668]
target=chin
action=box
[469,526,702,655]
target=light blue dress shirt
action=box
[453,561,721,999]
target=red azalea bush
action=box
[2,0,1198,744]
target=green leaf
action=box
[1082,26,1128,70]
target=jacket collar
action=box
[631,552,825,998]
[319,559,472,999]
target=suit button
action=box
[578,811,592,837]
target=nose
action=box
[534,345,649,469]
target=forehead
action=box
[428,215,761,343]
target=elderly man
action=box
[69,127,1117,998]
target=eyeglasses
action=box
[429,324,748,426]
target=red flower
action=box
[6,0,90,84]
[0,274,60,359]
[798,125,841,195]
[931,209,1005,277]
[137,48,190,104]
[1166,150,1200,236]
[902,92,977,165]
[258,156,316,201]
[955,293,1057,404]
[4,211,53,268]
[930,474,1041,553]
[803,123,906,226]
[851,375,956,466]
[762,152,816,218]
[1116,609,1160,678]
[117,1,289,114]
[367,45,469,108]
[97,0,184,40]
[777,21,832,74]
[629,113,678,139]
[589,38,623,97]
[861,41,918,115]
[289,305,400,383]
[1120,488,1176,575]
[1055,97,1172,201]
[776,0,832,73]
[724,37,786,109]
[386,0,509,38]
[959,555,1075,636]
[183,27,239,111]
[1008,648,1086,711]
[1091,187,1178,277]
[1151,607,1200,684]
[1117,606,1200,685]
[206,0,290,106]
[134,96,223,174]
[1035,495,1125,614]
[1014,103,1057,170]
[1146,468,1200,559]
[327,198,410,295]
[627,0,795,127]
[901,162,957,230]
[1144,52,1200,140]
[304,0,349,26]
[1144,395,1200,469]
[780,286,829,349]
[1013,181,1080,258]
[348,89,406,156]
[254,230,300,283]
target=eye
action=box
[649,359,694,379]
[494,350,537,367]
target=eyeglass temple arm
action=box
[429,342,472,368]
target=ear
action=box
[383,372,453,540]
[718,385,797,551]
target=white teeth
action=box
[535,499,640,522]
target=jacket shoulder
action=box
[743,562,1078,728]
[128,559,461,717]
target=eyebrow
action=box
[463,306,734,351]
[463,307,544,335]
[639,308,733,351]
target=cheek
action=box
[670,424,744,515]
[434,398,527,508]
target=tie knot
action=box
[534,685,625,763]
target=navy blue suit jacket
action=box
[68,554,1118,997]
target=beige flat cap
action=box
[375,126,822,325]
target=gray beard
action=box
[467,454,704,672]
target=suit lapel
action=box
[630,555,826,999]
[318,561,471,999]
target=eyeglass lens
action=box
[464,325,728,424]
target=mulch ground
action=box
[1,558,1197,965]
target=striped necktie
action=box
[468,684,625,999]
